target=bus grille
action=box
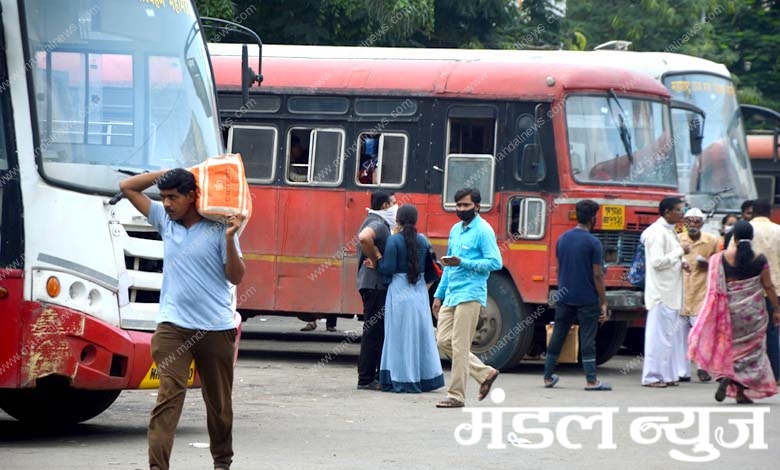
[592,231,641,265]
[124,230,163,304]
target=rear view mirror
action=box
[521,144,544,184]
[689,117,704,156]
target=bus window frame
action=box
[442,153,496,211]
[227,124,278,184]
[506,196,547,240]
[354,131,409,189]
[285,126,345,187]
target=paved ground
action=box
[1,316,777,469]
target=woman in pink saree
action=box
[689,221,780,403]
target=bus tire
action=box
[594,321,629,365]
[0,376,121,425]
[470,274,533,371]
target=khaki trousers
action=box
[148,322,237,470]
[436,301,493,403]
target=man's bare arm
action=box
[118,170,167,217]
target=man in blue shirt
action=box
[543,199,611,391]
[433,188,502,408]
[120,168,245,470]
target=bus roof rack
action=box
[594,40,633,51]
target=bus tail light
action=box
[46,276,61,297]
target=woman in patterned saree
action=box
[689,221,780,403]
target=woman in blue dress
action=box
[368,204,445,393]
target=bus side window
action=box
[286,127,344,185]
[448,117,495,155]
[227,125,277,183]
[356,132,407,187]
[286,129,312,183]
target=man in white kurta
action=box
[641,197,691,387]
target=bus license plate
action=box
[601,205,625,230]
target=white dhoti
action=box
[673,315,695,379]
[642,304,686,385]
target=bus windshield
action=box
[566,95,676,187]
[22,0,223,194]
[664,73,756,211]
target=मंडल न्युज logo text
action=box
[453,388,768,462]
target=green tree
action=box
[195,0,235,19]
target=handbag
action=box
[424,245,443,284]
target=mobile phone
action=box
[441,256,454,262]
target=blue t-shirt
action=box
[148,202,242,331]
[555,228,603,306]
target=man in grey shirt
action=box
[356,190,396,389]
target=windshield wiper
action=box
[608,89,634,165]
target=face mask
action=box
[378,203,398,230]
[456,209,476,222]
[688,227,700,236]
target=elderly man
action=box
[677,207,718,382]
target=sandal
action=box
[300,321,317,331]
[478,369,499,401]
[643,382,667,388]
[435,398,464,408]
[584,380,612,391]
[665,381,679,387]
[697,369,713,382]
[544,374,559,388]
[715,378,730,402]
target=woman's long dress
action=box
[377,233,444,393]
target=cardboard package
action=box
[545,323,579,363]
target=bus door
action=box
[225,117,279,312]
[277,121,347,314]
[505,102,558,306]
[342,98,422,314]
[436,104,499,242]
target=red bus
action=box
[207,44,687,370]
[0,1,253,424]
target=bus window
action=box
[514,114,544,181]
[227,125,277,183]
[443,154,495,210]
[448,117,495,155]
[286,127,344,185]
[38,51,134,153]
[356,132,407,187]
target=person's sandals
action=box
[678,376,691,383]
[478,369,500,401]
[584,380,612,391]
[665,381,679,387]
[544,374,560,388]
[326,326,338,332]
[736,394,754,404]
[643,381,667,388]
[435,398,464,408]
[715,378,730,402]
[697,369,713,382]
[300,321,317,331]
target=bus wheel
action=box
[471,274,533,371]
[0,376,121,425]
[594,321,629,365]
